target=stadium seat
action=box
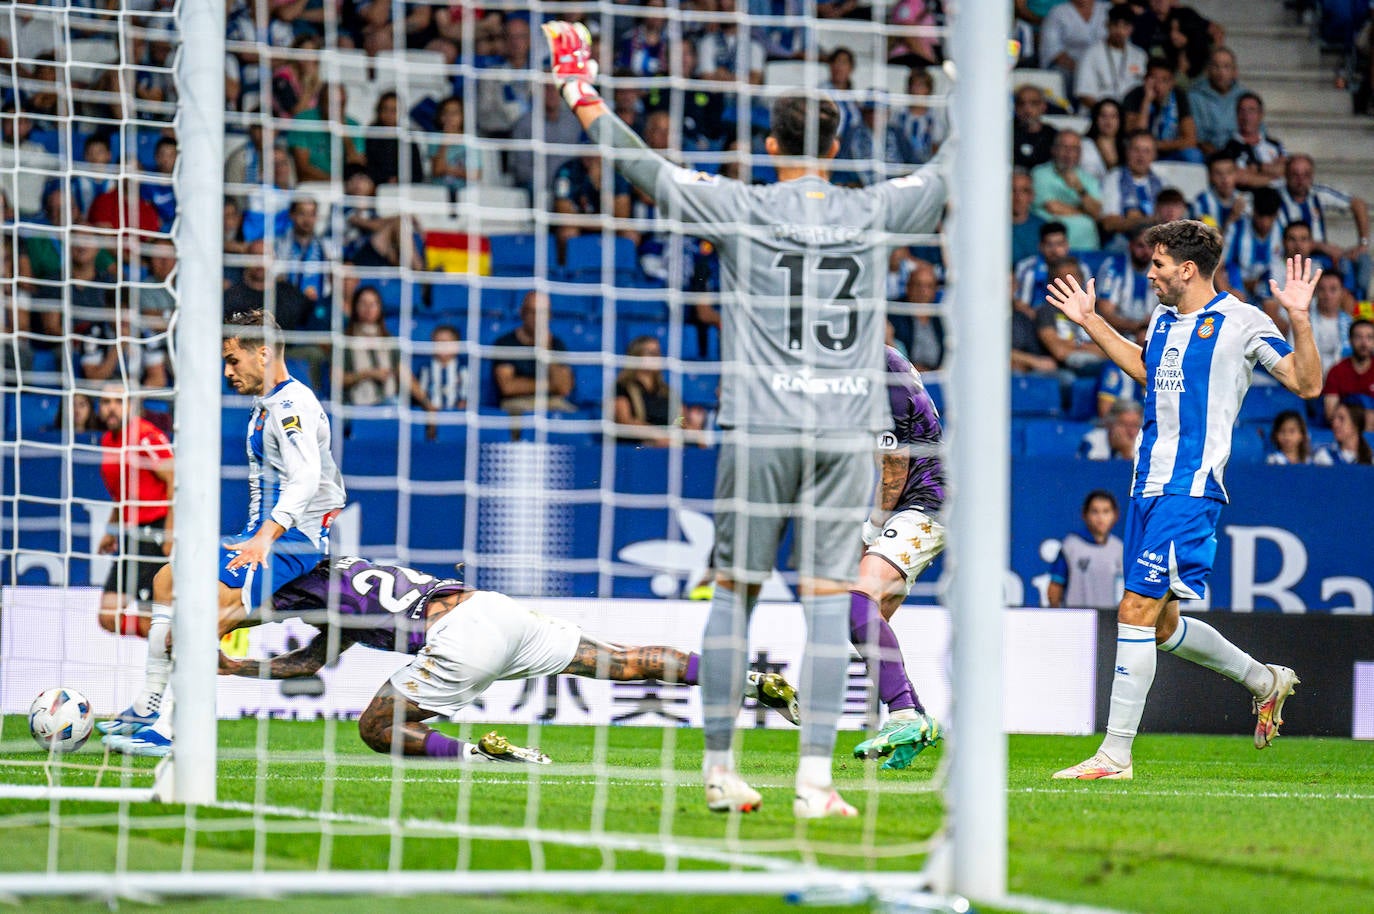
[372,49,453,103]
[1238,384,1307,424]
[1020,418,1093,458]
[458,186,534,236]
[563,235,640,286]
[763,59,827,90]
[1011,373,1061,416]
[681,372,720,408]
[1153,161,1209,201]
[376,183,450,222]
[611,294,668,322]
[1066,375,1099,420]
[551,319,599,351]
[618,320,668,354]
[1230,424,1268,463]
[430,281,476,318]
[489,234,551,277]
[549,293,599,320]
[15,393,61,437]
[479,286,516,318]
[1073,248,1111,279]
[1011,69,1068,107]
[345,415,402,442]
[571,364,607,410]
[1041,113,1090,135]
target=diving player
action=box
[219,556,802,762]
[102,309,347,756]
[544,21,947,818]
[849,346,946,770]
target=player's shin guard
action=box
[1159,615,1271,694]
[134,603,174,717]
[848,591,922,714]
[798,593,850,782]
[700,586,752,770]
[1100,623,1157,765]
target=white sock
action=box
[888,707,919,723]
[147,691,174,737]
[796,754,831,791]
[1099,623,1157,766]
[704,750,733,776]
[1159,616,1271,694]
[134,603,173,717]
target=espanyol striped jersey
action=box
[241,377,346,542]
[1133,292,1292,502]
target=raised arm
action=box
[1046,275,1148,385]
[1265,255,1324,398]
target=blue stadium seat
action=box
[571,364,607,410]
[551,319,598,351]
[430,281,475,318]
[479,286,517,318]
[612,294,668,322]
[681,372,720,408]
[1073,248,1110,278]
[345,416,402,442]
[478,318,514,345]
[488,234,551,277]
[1230,424,1267,463]
[362,278,425,316]
[564,235,641,286]
[618,320,668,354]
[1238,384,1307,424]
[1066,375,1099,420]
[1020,418,1092,458]
[549,293,598,320]
[15,393,61,437]
[1011,373,1061,417]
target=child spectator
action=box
[1046,489,1123,609]
[1265,410,1312,465]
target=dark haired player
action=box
[102,310,347,756]
[543,21,947,816]
[1048,221,1321,779]
[220,556,802,763]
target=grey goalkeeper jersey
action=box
[589,114,947,434]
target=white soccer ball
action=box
[28,687,94,753]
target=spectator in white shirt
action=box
[1075,5,1147,110]
[1039,0,1110,99]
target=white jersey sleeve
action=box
[264,397,323,531]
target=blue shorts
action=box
[219,527,328,614]
[1122,495,1222,600]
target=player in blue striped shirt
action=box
[1045,220,1323,780]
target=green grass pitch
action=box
[1,719,1371,913]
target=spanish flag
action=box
[425,232,491,275]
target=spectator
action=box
[644,40,725,152]
[887,0,941,67]
[1188,46,1247,155]
[271,34,323,118]
[894,69,948,165]
[1076,5,1147,110]
[820,47,863,147]
[616,0,671,76]
[1221,92,1286,190]
[88,177,163,255]
[274,196,338,330]
[71,134,114,220]
[411,323,468,418]
[610,69,649,134]
[60,391,105,436]
[1038,0,1110,98]
[1098,130,1164,239]
[1038,257,1110,383]
[1265,410,1312,465]
[1046,489,1123,609]
[1031,130,1103,251]
[1314,402,1373,465]
[223,196,250,284]
[95,384,173,637]
[339,173,426,305]
[1095,360,1143,418]
[475,13,533,138]
[1014,221,1072,314]
[1078,398,1142,460]
[613,334,675,446]
[1011,168,1046,268]
[551,151,627,247]
[1095,225,1158,341]
[834,93,920,187]
[78,309,170,390]
[222,240,309,332]
[1122,57,1201,164]
[18,184,75,308]
[1130,0,1221,80]
[366,90,427,186]
[140,136,178,231]
[508,83,585,197]
[1190,152,1249,233]
[287,83,367,182]
[240,138,298,243]
[68,228,115,314]
[1322,320,1374,426]
[900,260,945,371]
[341,285,399,406]
[1153,187,1189,224]
[697,0,766,85]
[1277,155,1371,293]
[428,96,481,195]
[1079,98,1125,185]
[1221,185,1284,298]
[749,0,807,62]
[1012,84,1058,170]
[490,291,576,414]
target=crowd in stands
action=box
[2,0,1372,463]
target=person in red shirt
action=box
[1322,319,1374,430]
[96,385,174,637]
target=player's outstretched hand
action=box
[542,21,601,109]
[226,533,271,572]
[1268,254,1322,319]
[1046,274,1098,326]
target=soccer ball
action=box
[28,687,94,753]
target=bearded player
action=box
[219,556,802,762]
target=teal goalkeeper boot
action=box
[853,712,943,770]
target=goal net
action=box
[0,0,1008,906]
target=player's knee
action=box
[356,705,389,753]
[151,564,174,601]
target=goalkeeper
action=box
[219,556,801,763]
[542,22,947,817]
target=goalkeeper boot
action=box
[102,729,172,758]
[1051,750,1133,780]
[1253,664,1300,749]
[745,671,800,725]
[705,767,762,813]
[793,784,858,819]
[853,711,942,770]
[471,731,551,765]
[96,705,159,737]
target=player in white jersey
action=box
[1045,221,1323,780]
[102,309,348,756]
[543,22,947,817]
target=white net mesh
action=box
[0,0,983,905]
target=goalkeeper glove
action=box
[542,21,601,110]
[861,517,887,547]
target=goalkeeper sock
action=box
[700,586,752,756]
[798,593,850,759]
[424,730,465,758]
[682,652,700,686]
[1159,615,1270,694]
[848,591,923,714]
[1099,623,1157,766]
[133,603,173,717]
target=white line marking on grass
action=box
[1019,786,1374,801]
[995,894,1139,914]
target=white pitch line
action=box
[994,893,1140,914]
[1018,786,1374,801]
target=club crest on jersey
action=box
[1154,347,1186,393]
[1196,317,1216,339]
[281,415,302,435]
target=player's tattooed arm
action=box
[877,451,910,514]
[561,637,690,682]
[218,627,356,678]
[358,682,433,755]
